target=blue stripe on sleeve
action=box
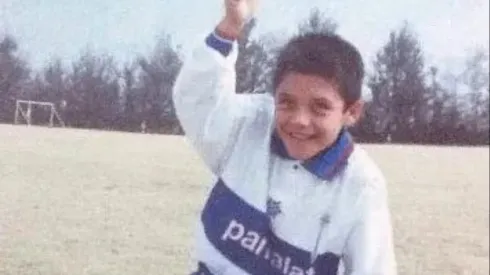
[205,31,234,57]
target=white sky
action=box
[1,0,489,73]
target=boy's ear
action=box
[344,100,364,127]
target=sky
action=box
[1,0,489,73]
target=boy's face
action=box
[274,72,363,161]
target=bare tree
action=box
[297,7,338,35]
[66,48,120,129]
[460,48,489,133]
[235,19,274,94]
[137,32,183,133]
[0,34,30,122]
[368,22,429,143]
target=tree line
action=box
[1,9,488,145]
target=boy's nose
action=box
[289,110,311,127]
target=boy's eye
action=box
[312,101,331,114]
[277,97,294,108]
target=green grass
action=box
[0,124,488,275]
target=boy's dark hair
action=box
[272,32,365,107]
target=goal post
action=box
[14,99,65,127]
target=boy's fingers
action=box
[249,0,258,14]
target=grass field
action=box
[0,123,488,275]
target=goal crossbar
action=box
[16,99,55,107]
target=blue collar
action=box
[270,129,354,181]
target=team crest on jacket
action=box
[266,197,282,219]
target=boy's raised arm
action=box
[172,0,260,175]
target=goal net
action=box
[14,100,65,127]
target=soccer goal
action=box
[14,99,65,127]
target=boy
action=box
[173,0,397,274]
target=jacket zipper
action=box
[310,213,330,266]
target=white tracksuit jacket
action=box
[173,30,397,275]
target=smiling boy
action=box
[172,0,397,274]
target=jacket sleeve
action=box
[341,180,398,275]
[172,31,258,175]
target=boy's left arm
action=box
[341,180,398,275]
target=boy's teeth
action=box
[290,133,309,140]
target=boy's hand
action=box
[216,0,258,40]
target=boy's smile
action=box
[274,72,362,161]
